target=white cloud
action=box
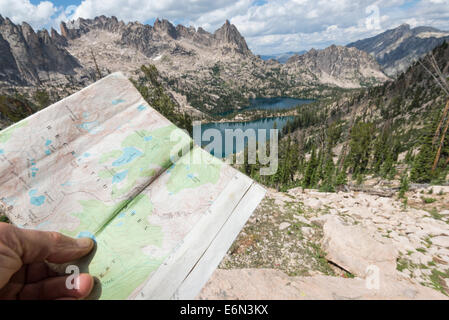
[0,0,448,54]
[0,0,57,29]
[70,0,251,28]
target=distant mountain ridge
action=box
[60,16,251,56]
[283,45,389,88]
[347,23,449,76]
[260,51,307,64]
[0,15,390,115]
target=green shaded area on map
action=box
[0,121,28,144]
[70,194,165,300]
[98,125,191,199]
[63,146,225,299]
[167,147,222,194]
[63,199,130,237]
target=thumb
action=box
[2,224,94,265]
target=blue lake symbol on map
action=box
[0,149,4,154]
[112,147,143,167]
[77,231,96,242]
[112,99,125,105]
[166,164,175,174]
[61,181,73,187]
[112,170,129,184]
[43,139,53,155]
[137,105,147,111]
[78,121,104,134]
[118,212,126,218]
[30,159,38,178]
[28,189,45,207]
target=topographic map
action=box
[0,73,265,299]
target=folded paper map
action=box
[0,72,266,300]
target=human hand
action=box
[0,223,94,300]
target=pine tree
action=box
[335,168,348,187]
[399,172,410,198]
[319,154,336,192]
[411,121,437,183]
[346,122,375,175]
[302,145,318,188]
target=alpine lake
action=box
[195,97,314,158]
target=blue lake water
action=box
[196,97,314,158]
[28,189,45,207]
[112,147,143,167]
[244,97,314,111]
[218,97,314,116]
[196,116,295,158]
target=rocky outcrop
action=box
[283,45,390,88]
[61,15,125,40]
[0,16,39,84]
[0,15,390,114]
[198,269,448,300]
[0,32,22,84]
[60,16,251,58]
[213,20,250,55]
[153,18,178,39]
[208,184,449,300]
[321,215,399,278]
[51,28,68,47]
[0,15,80,85]
[347,24,449,76]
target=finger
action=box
[0,265,26,299]
[6,224,94,264]
[18,273,94,300]
[26,262,59,284]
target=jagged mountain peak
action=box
[397,23,411,30]
[0,16,80,86]
[348,23,449,76]
[58,15,251,56]
[213,20,250,54]
[153,18,178,39]
[284,44,389,88]
[0,14,390,102]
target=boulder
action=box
[321,216,398,278]
[279,222,291,231]
[198,269,448,300]
[432,236,449,248]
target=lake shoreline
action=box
[200,97,316,124]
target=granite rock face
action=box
[213,20,250,55]
[61,16,251,57]
[321,215,399,278]
[0,32,22,84]
[0,15,80,85]
[198,269,448,300]
[284,45,390,88]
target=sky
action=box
[0,0,448,55]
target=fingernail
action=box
[77,237,93,249]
